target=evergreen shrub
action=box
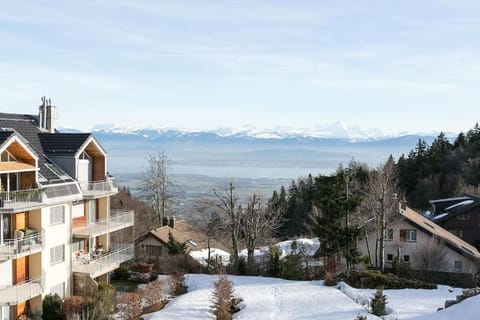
[344,270,436,289]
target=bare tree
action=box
[193,205,224,273]
[362,156,400,271]
[413,239,449,272]
[141,151,174,227]
[214,182,242,273]
[242,194,282,272]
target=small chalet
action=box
[135,218,229,260]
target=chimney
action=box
[168,216,176,229]
[162,216,169,227]
[38,96,57,133]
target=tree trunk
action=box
[207,237,211,273]
[364,228,373,267]
[379,213,385,272]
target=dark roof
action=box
[39,133,91,155]
[0,131,14,145]
[0,112,74,184]
[430,195,480,222]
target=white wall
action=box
[40,204,72,297]
[0,260,12,286]
[358,218,477,274]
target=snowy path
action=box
[143,274,464,320]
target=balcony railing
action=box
[0,232,43,261]
[72,210,134,238]
[79,178,118,197]
[0,277,44,306]
[0,188,43,211]
[72,243,134,278]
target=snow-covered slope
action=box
[143,275,463,320]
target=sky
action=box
[1,0,479,134]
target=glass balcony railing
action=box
[72,210,134,238]
[72,243,134,278]
[78,177,118,197]
[0,232,43,261]
[0,277,44,306]
[0,188,43,211]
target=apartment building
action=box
[0,98,134,319]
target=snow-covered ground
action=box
[143,274,467,320]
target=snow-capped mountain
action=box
[70,121,438,141]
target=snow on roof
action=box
[237,238,320,260]
[429,196,472,204]
[445,199,474,211]
[432,212,449,220]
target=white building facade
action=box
[0,99,134,319]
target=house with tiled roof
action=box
[0,97,134,319]
[135,218,230,260]
[358,205,480,287]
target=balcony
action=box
[0,232,43,261]
[0,188,43,212]
[0,277,44,306]
[79,178,118,199]
[72,210,134,238]
[72,243,134,278]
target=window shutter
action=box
[400,229,406,242]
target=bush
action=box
[42,294,64,320]
[392,257,411,277]
[343,270,436,289]
[131,262,154,274]
[265,246,282,278]
[324,272,338,286]
[370,287,387,316]
[355,315,367,320]
[281,254,305,280]
[141,280,164,308]
[60,296,87,319]
[117,292,142,320]
[89,282,116,319]
[211,275,234,320]
[169,272,187,296]
[112,264,130,280]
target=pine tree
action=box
[370,287,387,316]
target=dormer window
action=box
[0,150,18,162]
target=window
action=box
[0,150,17,162]
[406,229,417,242]
[385,228,394,241]
[457,214,471,221]
[50,206,65,226]
[403,255,410,262]
[50,282,65,299]
[50,244,65,265]
[454,260,463,270]
[387,254,393,261]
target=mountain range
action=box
[74,121,454,142]
[61,123,451,180]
